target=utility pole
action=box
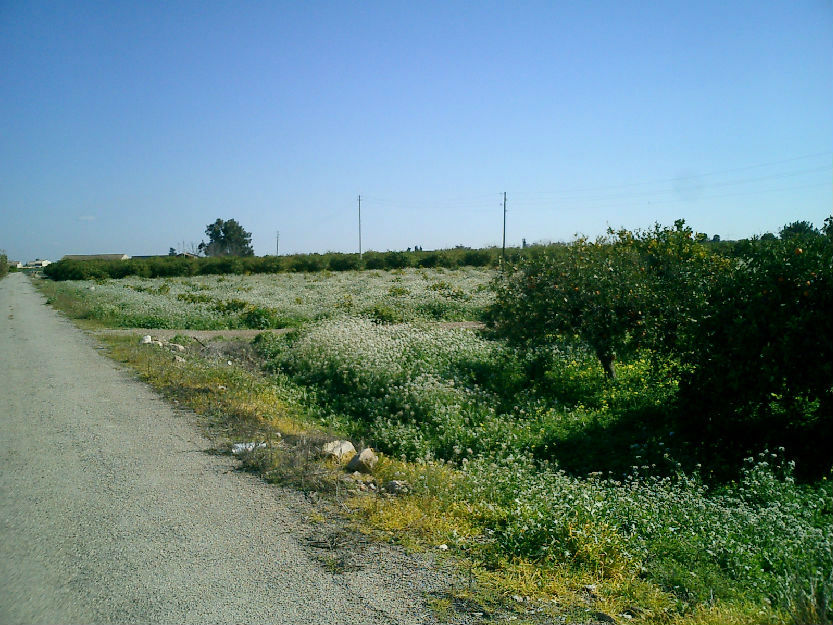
[358,194,362,258]
[502,191,507,266]
[276,230,280,256]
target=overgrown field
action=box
[37,267,492,328]
[37,222,833,624]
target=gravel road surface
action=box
[0,274,450,624]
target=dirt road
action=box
[0,273,447,624]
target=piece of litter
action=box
[227,360,233,366]
[232,442,267,454]
[437,544,448,551]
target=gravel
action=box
[0,274,455,624]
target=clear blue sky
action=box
[1,0,831,261]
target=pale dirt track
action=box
[0,273,451,624]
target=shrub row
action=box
[44,247,510,281]
[0,253,8,279]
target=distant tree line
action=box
[42,220,818,284]
[43,246,505,281]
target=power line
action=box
[349,155,830,216]
[510,165,831,208]
[511,150,832,198]
[511,180,831,214]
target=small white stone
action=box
[140,335,152,344]
[322,440,356,461]
[232,442,267,455]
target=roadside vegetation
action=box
[0,251,9,279]
[36,219,833,625]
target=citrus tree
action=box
[677,223,833,477]
[487,221,721,378]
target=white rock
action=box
[152,340,164,347]
[232,442,267,455]
[345,447,378,474]
[174,355,185,363]
[322,440,356,461]
[140,335,152,344]
[169,343,185,352]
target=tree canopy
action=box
[198,218,254,257]
[486,220,724,378]
[779,220,819,240]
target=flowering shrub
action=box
[263,318,508,459]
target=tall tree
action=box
[198,218,254,257]
[779,220,819,240]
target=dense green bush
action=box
[487,219,832,479]
[288,254,326,272]
[487,221,724,378]
[677,228,833,478]
[462,249,492,267]
[327,253,361,271]
[0,252,8,279]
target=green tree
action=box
[198,218,254,257]
[488,236,644,378]
[677,229,833,477]
[0,250,8,279]
[779,220,819,240]
[487,221,723,378]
